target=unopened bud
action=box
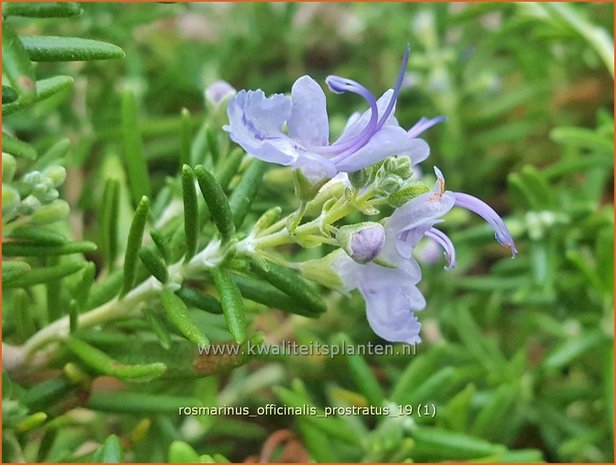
[205,80,236,108]
[30,199,69,225]
[378,174,404,194]
[18,195,41,215]
[23,171,43,186]
[2,153,16,182]
[336,222,385,264]
[2,184,20,217]
[44,166,67,187]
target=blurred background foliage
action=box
[2,2,614,463]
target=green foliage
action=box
[2,3,613,463]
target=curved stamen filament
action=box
[453,192,518,257]
[375,44,410,131]
[305,77,379,156]
[424,227,456,269]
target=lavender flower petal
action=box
[335,126,422,173]
[359,266,425,344]
[453,192,517,256]
[407,115,447,139]
[288,76,329,146]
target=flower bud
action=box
[378,174,404,194]
[18,195,41,215]
[30,199,70,225]
[336,222,385,264]
[349,167,370,188]
[2,153,16,182]
[2,184,20,218]
[44,166,67,187]
[23,171,43,186]
[205,80,236,108]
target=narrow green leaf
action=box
[4,3,83,17]
[75,262,96,309]
[2,261,31,284]
[121,196,150,296]
[250,259,326,315]
[86,269,122,310]
[180,108,192,166]
[14,289,36,341]
[69,299,79,334]
[96,434,123,463]
[391,348,444,404]
[87,391,201,414]
[3,75,74,116]
[176,287,223,314]
[150,229,170,264]
[333,333,385,407]
[2,132,38,160]
[30,199,70,225]
[228,159,268,228]
[252,206,282,233]
[139,246,168,283]
[65,337,167,382]
[144,309,172,350]
[195,164,235,243]
[16,412,48,432]
[412,426,505,460]
[4,261,84,288]
[46,256,62,321]
[121,90,151,207]
[161,289,210,346]
[231,273,323,318]
[216,147,244,191]
[169,441,200,463]
[206,123,220,164]
[543,330,605,370]
[35,138,71,169]
[2,241,97,257]
[21,36,125,62]
[551,126,614,153]
[181,165,199,259]
[9,226,67,245]
[22,376,75,411]
[2,86,19,104]
[101,178,121,269]
[2,23,36,98]
[471,384,518,440]
[211,267,246,344]
[275,385,359,446]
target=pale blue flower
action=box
[224,47,431,181]
[205,80,236,108]
[333,168,516,344]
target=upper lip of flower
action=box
[224,45,433,178]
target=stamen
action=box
[429,166,446,201]
[375,44,410,131]
[454,192,518,257]
[331,45,411,165]
[424,227,456,269]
